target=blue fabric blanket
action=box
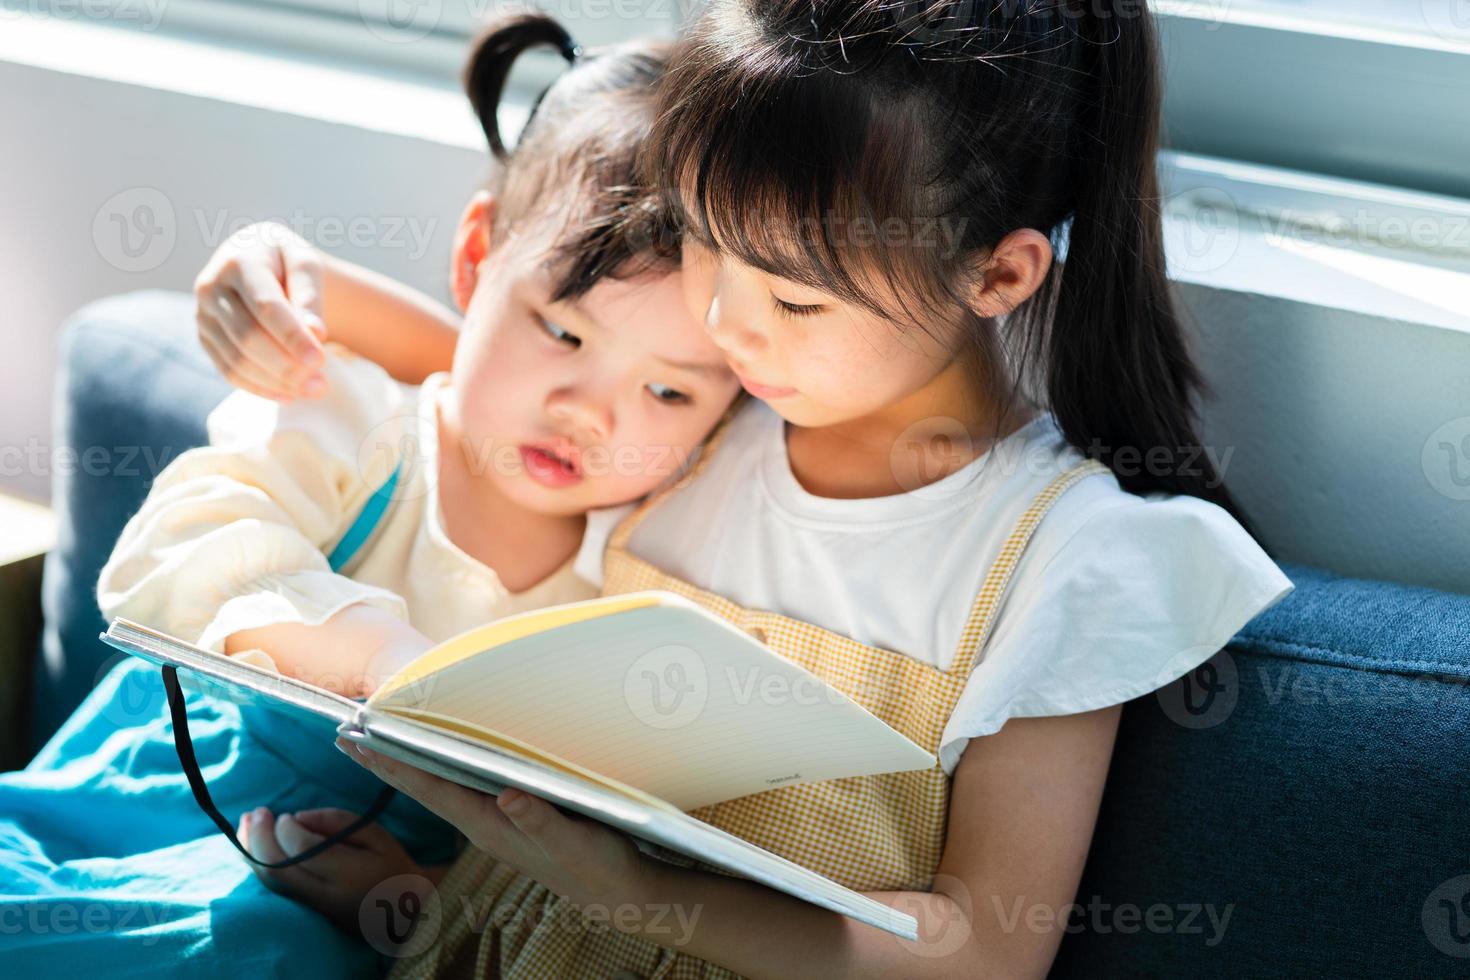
[0,654,456,978]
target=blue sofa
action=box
[28,291,1470,976]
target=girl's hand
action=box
[335,738,649,912]
[194,221,329,401]
[236,805,449,935]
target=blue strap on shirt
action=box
[325,463,403,572]
[161,462,405,869]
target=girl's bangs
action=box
[652,48,959,324]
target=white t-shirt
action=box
[581,399,1295,775]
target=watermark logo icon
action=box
[889,416,977,501]
[623,644,707,730]
[1155,651,1238,730]
[1422,0,1470,45]
[359,873,442,957]
[1165,186,1241,276]
[1423,875,1470,958]
[93,187,176,273]
[1422,417,1470,502]
[357,415,434,503]
[360,0,442,43]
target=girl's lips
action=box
[734,373,797,400]
[519,445,583,488]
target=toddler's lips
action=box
[519,444,583,488]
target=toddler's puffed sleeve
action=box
[937,492,1295,774]
[97,348,413,655]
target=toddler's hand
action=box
[236,805,451,936]
[194,221,329,401]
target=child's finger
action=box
[198,328,295,402]
[290,808,401,854]
[246,807,322,882]
[236,810,253,853]
[214,288,317,387]
[239,809,356,915]
[285,807,364,838]
[281,241,327,340]
[235,262,324,368]
[273,812,328,856]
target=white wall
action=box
[0,50,486,501]
[1185,285,1469,594]
[3,24,1468,596]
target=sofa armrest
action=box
[0,494,57,770]
[27,290,229,759]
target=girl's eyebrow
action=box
[654,353,729,377]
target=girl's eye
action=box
[647,383,691,406]
[540,317,581,347]
[772,295,824,318]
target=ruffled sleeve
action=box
[97,345,413,656]
[937,492,1295,774]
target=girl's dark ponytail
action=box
[652,1,1264,541]
[463,12,581,161]
[1048,3,1257,537]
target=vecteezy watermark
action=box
[1258,206,1470,257]
[1421,0,1470,46]
[892,873,974,959]
[1155,650,1239,731]
[1164,186,1242,277]
[993,894,1234,947]
[454,892,704,947]
[357,0,686,45]
[0,0,168,30]
[194,209,438,262]
[891,0,1228,45]
[360,873,444,957]
[359,0,442,43]
[354,415,702,504]
[1422,417,1470,502]
[886,415,1236,502]
[1256,665,1468,712]
[1153,655,1468,732]
[0,900,168,941]
[1423,874,1470,958]
[92,189,441,273]
[93,187,177,274]
[90,653,171,730]
[620,641,900,734]
[623,644,709,730]
[0,439,184,481]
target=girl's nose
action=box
[703,291,768,359]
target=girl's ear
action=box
[451,190,497,312]
[969,228,1054,319]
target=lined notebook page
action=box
[374,602,934,810]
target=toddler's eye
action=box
[541,317,581,347]
[647,383,690,405]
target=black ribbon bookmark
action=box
[161,665,397,869]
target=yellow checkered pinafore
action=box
[388,411,1110,980]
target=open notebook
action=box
[101,590,936,939]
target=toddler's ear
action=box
[450,190,497,312]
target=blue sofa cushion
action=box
[29,290,229,754]
[1052,562,1470,977]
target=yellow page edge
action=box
[368,591,682,704]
